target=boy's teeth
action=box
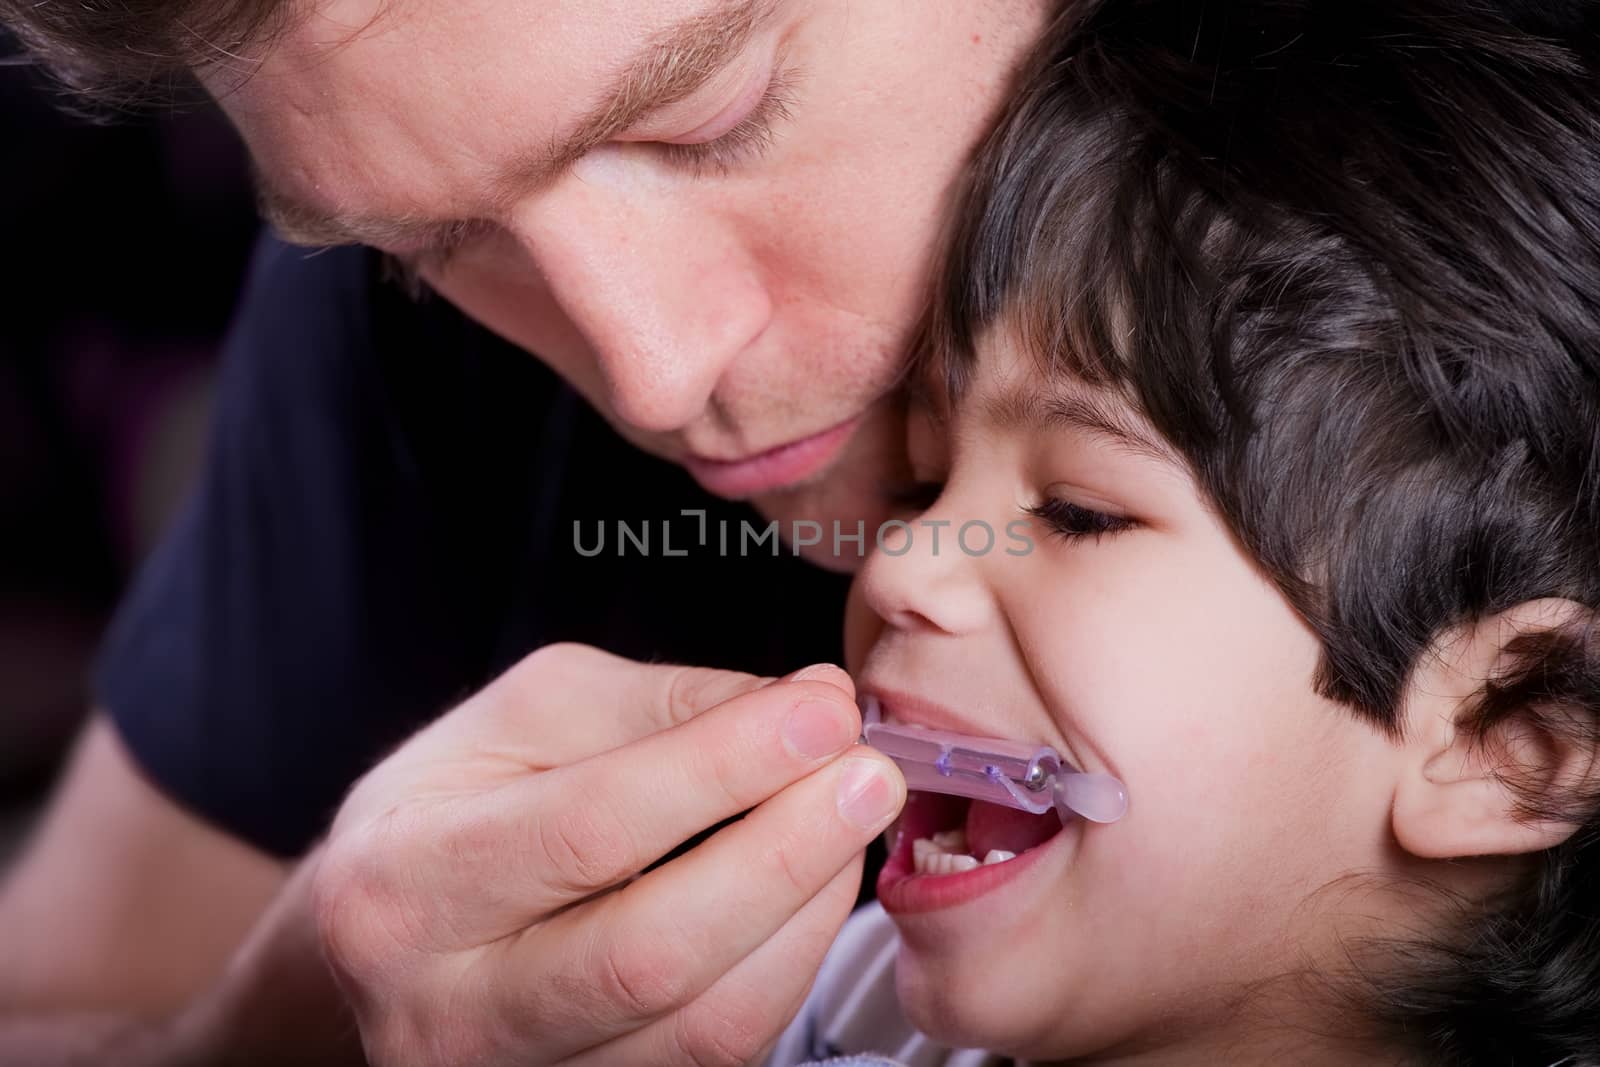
[912,835,985,876]
[912,851,981,876]
[910,831,1027,876]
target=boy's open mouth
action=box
[894,790,1064,876]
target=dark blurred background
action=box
[0,35,259,866]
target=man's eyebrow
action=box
[253,172,453,248]
[980,387,1172,462]
[514,0,782,186]
[255,0,780,248]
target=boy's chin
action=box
[895,945,1142,1063]
[894,949,1063,1059]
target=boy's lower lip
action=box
[682,415,860,498]
[876,797,1071,915]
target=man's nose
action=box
[509,163,774,435]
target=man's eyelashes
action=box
[387,65,802,278]
[656,64,799,176]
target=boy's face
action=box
[848,337,1410,1059]
[209,0,1048,567]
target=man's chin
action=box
[751,476,901,574]
[750,400,909,572]
[612,396,908,571]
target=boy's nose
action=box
[856,510,995,636]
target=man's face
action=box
[212,0,1049,568]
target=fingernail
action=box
[789,663,842,683]
[836,757,901,831]
[783,700,854,761]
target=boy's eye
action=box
[1026,497,1135,542]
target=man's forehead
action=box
[271,0,738,75]
[218,0,775,226]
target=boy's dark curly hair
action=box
[928,1,1600,1062]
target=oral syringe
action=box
[859,701,1129,825]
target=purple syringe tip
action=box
[858,702,1128,825]
[1058,772,1129,824]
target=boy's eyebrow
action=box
[256,0,780,249]
[981,387,1172,462]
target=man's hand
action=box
[313,643,905,1067]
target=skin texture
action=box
[0,720,286,1016]
[845,339,1561,1064]
[214,0,1050,569]
[0,719,325,1065]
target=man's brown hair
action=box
[2,0,293,104]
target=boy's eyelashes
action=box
[879,480,1137,545]
[1026,497,1136,542]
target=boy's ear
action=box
[1391,599,1600,861]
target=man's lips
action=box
[682,415,861,498]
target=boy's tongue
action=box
[964,799,1062,857]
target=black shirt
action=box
[95,235,853,857]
